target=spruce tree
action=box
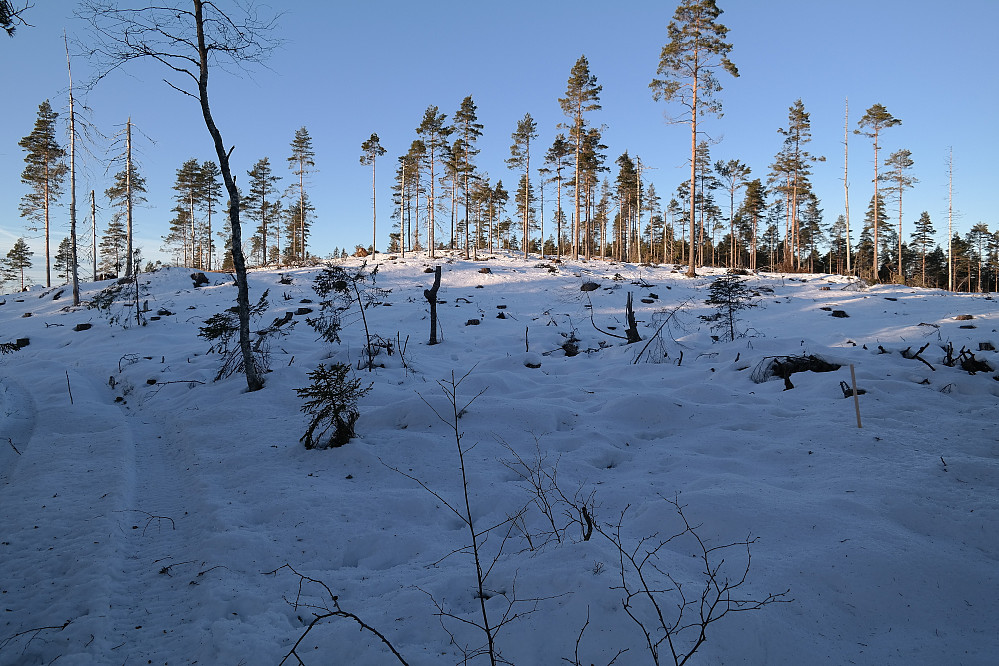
[360,133,387,256]
[559,56,601,259]
[507,113,539,260]
[287,127,315,264]
[100,211,128,277]
[2,0,29,36]
[5,238,33,291]
[54,237,74,284]
[909,211,935,286]
[855,103,901,282]
[19,100,67,288]
[651,0,737,277]
[105,160,148,273]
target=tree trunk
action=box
[125,118,134,277]
[194,0,262,392]
[425,265,441,345]
[66,34,80,305]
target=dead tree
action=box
[77,0,280,392]
[424,265,441,345]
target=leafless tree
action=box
[77,0,281,391]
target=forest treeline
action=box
[4,0,996,295]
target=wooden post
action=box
[850,364,862,428]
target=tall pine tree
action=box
[651,0,737,277]
[360,133,387,256]
[880,148,917,282]
[287,127,315,264]
[246,157,281,266]
[452,96,483,258]
[507,113,539,260]
[19,100,67,288]
[855,103,901,282]
[559,56,601,260]
[415,106,451,257]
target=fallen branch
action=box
[6,437,20,455]
[0,620,72,653]
[901,343,935,371]
[265,563,409,666]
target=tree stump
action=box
[424,265,442,345]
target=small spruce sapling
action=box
[702,275,758,342]
[296,362,372,449]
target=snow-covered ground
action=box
[1,253,996,665]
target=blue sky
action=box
[2,0,996,283]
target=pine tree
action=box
[19,100,67,288]
[855,103,901,282]
[880,148,917,282]
[199,161,223,270]
[246,157,281,266]
[559,55,601,259]
[359,132,387,257]
[507,113,539,260]
[651,0,737,277]
[415,106,452,258]
[714,159,751,267]
[544,134,573,259]
[284,191,315,264]
[452,96,483,258]
[770,99,823,270]
[164,158,201,267]
[287,126,316,264]
[907,211,935,286]
[614,152,638,261]
[5,238,33,291]
[579,127,609,258]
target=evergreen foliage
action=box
[246,157,282,266]
[198,289,280,381]
[287,127,316,264]
[560,55,602,259]
[651,0,737,276]
[19,100,67,288]
[702,274,757,342]
[296,363,372,449]
[5,238,33,292]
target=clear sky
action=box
[2,0,996,284]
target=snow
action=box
[1,254,997,665]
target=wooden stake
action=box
[849,364,861,428]
[65,370,74,405]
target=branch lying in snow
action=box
[114,509,176,536]
[265,563,409,666]
[0,620,72,654]
[6,437,19,455]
